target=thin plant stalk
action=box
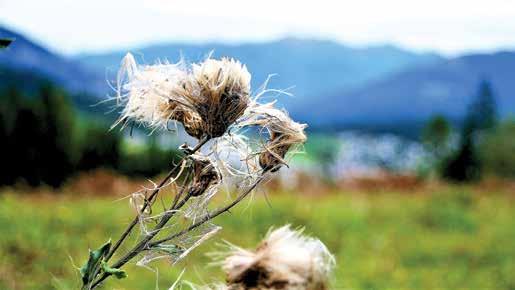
[105,136,210,262]
[112,174,194,271]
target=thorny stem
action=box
[91,172,268,289]
[104,136,210,263]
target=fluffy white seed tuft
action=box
[114,53,199,131]
[221,225,335,290]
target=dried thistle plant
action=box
[79,54,307,290]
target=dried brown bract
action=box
[188,154,221,197]
[240,103,307,172]
[166,99,205,139]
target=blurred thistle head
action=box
[219,225,335,290]
[241,102,307,172]
[191,57,251,138]
[188,153,221,197]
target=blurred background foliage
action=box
[1,188,514,290]
[0,83,182,187]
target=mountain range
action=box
[76,38,441,109]
[0,27,105,97]
[307,51,515,127]
[1,25,514,135]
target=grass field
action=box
[1,186,514,290]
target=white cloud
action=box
[1,0,514,55]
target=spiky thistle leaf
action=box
[80,240,111,285]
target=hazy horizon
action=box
[3,22,515,59]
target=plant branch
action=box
[149,173,267,247]
[104,136,210,262]
[113,194,193,269]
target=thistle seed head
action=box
[241,103,307,172]
[115,53,204,138]
[191,57,251,138]
[221,225,335,290]
[188,153,221,197]
[115,54,252,139]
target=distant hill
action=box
[306,52,515,130]
[76,38,442,111]
[0,26,107,98]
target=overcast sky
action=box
[1,0,515,56]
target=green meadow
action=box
[1,188,514,290]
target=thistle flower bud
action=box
[188,154,221,197]
[241,103,307,172]
[191,58,251,138]
[221,225,335,290]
